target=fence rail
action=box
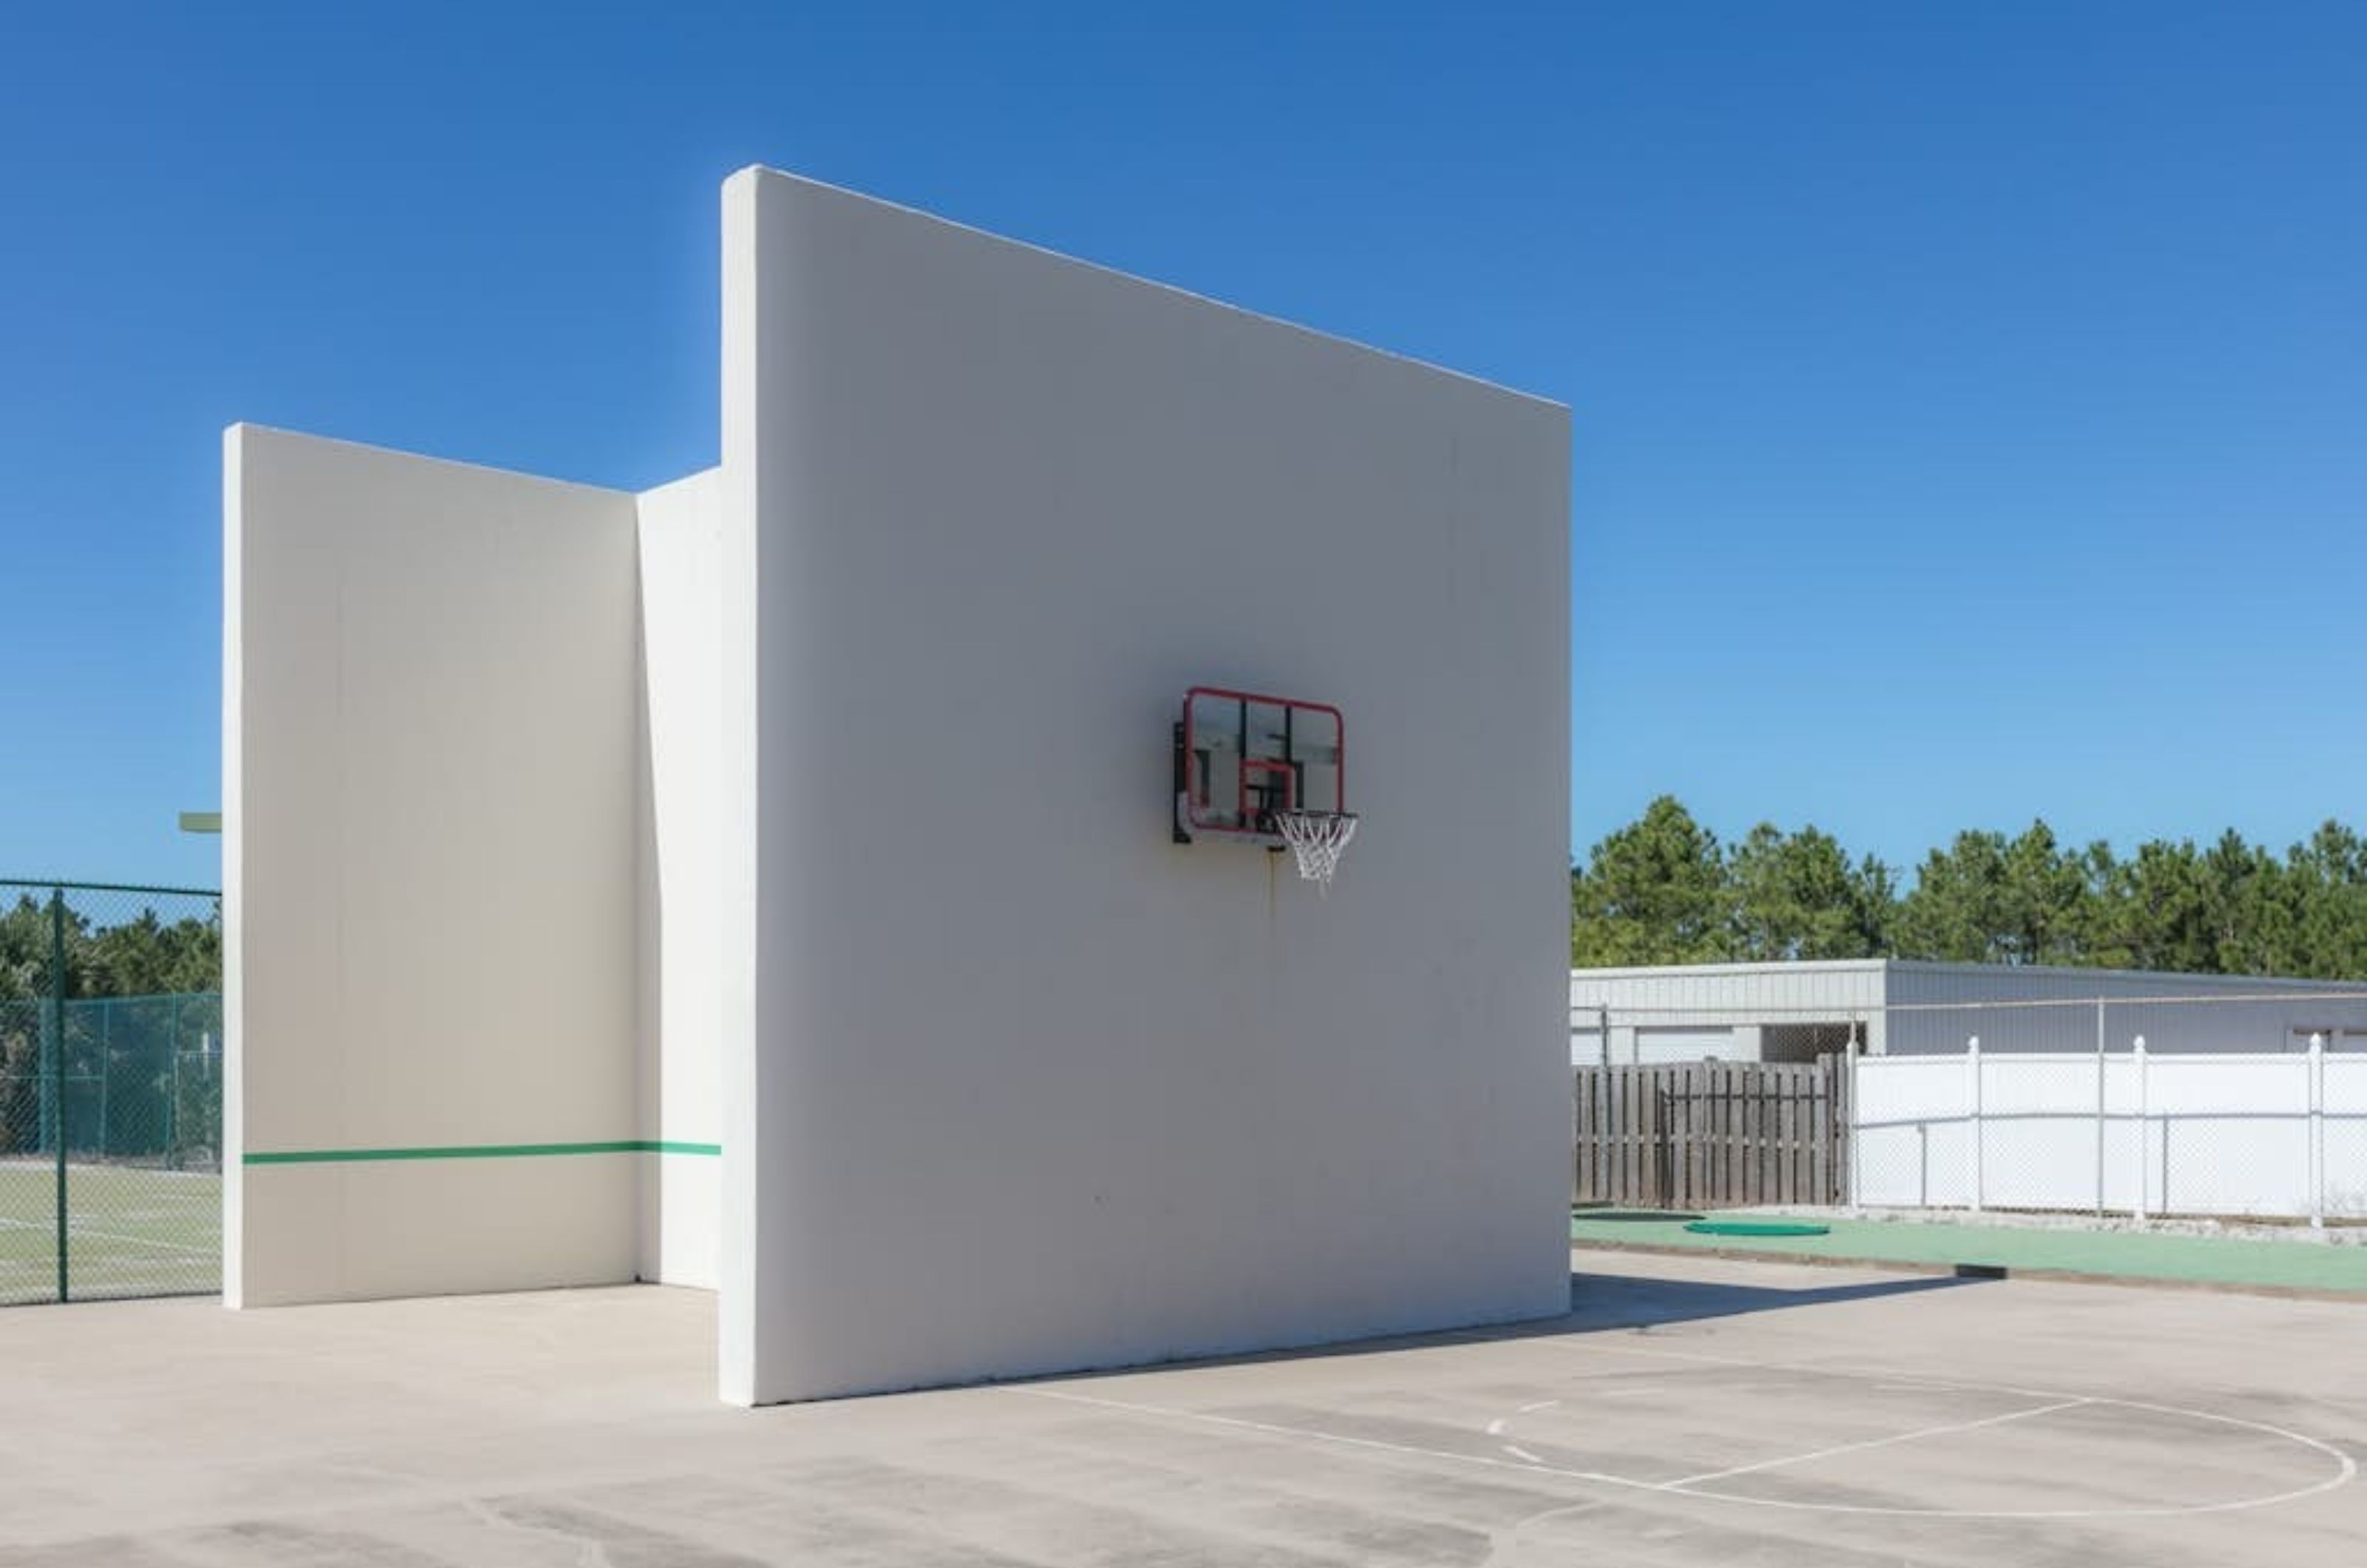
[1573,1060,1847,1210]
[0,879,223,1305]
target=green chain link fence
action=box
[0,879,222,1305]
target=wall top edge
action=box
[637,465,722,504]
[225,422,661,503]
[729,164,1570,419]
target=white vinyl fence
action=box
[1851,1038,2367,1223]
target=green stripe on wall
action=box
[243,1140,720,1166]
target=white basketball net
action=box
[1274,810,1360,893]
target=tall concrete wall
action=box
[634,467,726,1287]
[723,169,1572,1404]
[224,426,644,1305]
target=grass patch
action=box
[0,1159,220,1304]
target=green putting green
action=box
[1684,1219,1830,1237]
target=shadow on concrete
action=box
[1568,1208,1706,1223]
[1026,1268,1990,1390]
[1558,1266,1982,1334]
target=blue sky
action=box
[4,3,2365,888]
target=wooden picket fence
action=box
[1572,1058,1848,1210]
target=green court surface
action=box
[0,1160,220,1305]
[1573,1209,2367,1294]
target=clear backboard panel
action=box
[1176,687,1344,840]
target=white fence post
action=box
[1968,1035,1984,1214]
[2094,1000,2108,1217]
[2131,1035,2149,1223]
[1845,1035,1862,1210]
[2310,1032,2326,1230]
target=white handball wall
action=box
[723,169,1572,1405]
[225,427,644,1305]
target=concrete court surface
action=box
[2,1252,2362,1567]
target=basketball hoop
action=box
[1272,809,1359,893]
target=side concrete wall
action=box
[225,426,720,1304]
[635,467,726,1287]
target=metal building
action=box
[1570,960,2367,1064]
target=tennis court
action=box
[1,1248,2359,1565]
[0,1160,220,1304]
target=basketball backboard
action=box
[1172,686,1344,843]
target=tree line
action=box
[0,892,223,1160]
[0,893,223,1003]
[1573,796,2367,979]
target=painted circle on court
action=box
[1482,1368,2356,1520]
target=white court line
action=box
[76,1228,212,1256]
[1500,1495,1613,1535]
[1461,1333,2360,1516]
[1502,1444,1544,1464]
[0,1215,212,1256]
[1019,1379,1614,1547]
[1662,1398,2091,1488]
[1518,1399,1561,1413]
[1019,1342,2359,1521]
[0,1234,212,1261]
[1440,1325,2073,1403]
[1663,1409,2357,1518]
[1016,1386,1631,1490]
